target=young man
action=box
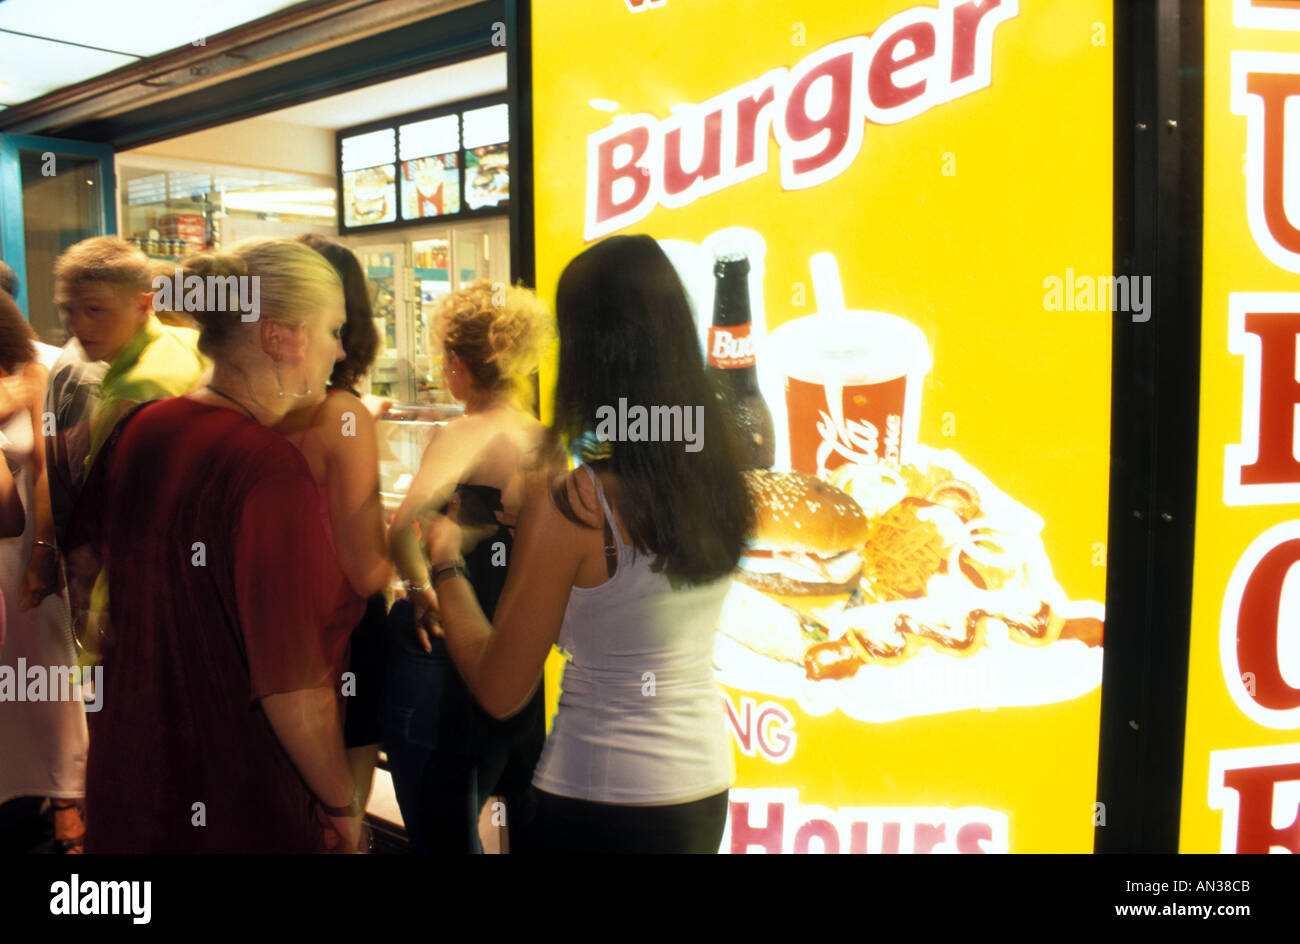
[26,239,208,611]
[53,238,207,473]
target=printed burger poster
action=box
[533,0,1112,853]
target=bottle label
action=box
[708,323,756,368]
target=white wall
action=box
[128,118,336,179]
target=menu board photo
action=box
[533,0,1113,853]
[463,102,510,210]
[465,143,509,210]
[342,165,397,227]
[402,155,461,219]
[340,127,397,228]
[400,113,462,220]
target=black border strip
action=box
[1095,0,1204,853]
[506,0,534,290]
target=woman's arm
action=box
[20,362,57,608]
[428,470,588,719]
[238,470,364,851]
[322,393,391,598]
[387,419,483,587]
[260,688,363,851]
[0,442,24,537]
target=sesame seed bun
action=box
[743,470,869,552]
[737,470,869,595]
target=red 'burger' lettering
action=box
[583,0,1018,239]
[868,20,937,110]
[783,46,859,180]
[663,109,724,196]
[590,123,653,229]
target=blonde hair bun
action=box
[435,280,552,390]
[183,239,341,357]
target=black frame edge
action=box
[506,0,535,291]
[1095,0,1204,854]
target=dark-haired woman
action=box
[425,235,752,853]
[275,235,392,808]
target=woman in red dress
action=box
[66,239,366,853]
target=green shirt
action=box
[87,314,207,469]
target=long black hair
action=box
[552,234,751,582]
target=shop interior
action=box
[115,51,509,408]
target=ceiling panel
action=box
[0,32,136,104]
[0,0,315,106]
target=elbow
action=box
[481,697,520,722]
[476,681,538,722]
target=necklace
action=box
[205,385,257,421]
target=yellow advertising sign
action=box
[533,0,1111,852]
[1182,0,1300,854]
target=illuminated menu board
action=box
[337,95,509,232]
[532,0,1112,853]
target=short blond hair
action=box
[434,280,551,391]
[53,237,151,294]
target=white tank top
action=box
[532,465,735,804]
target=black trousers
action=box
[520,788,729,854]
[383,599,544,853]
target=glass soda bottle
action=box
[706,251,775,469]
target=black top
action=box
[450,483,511,619]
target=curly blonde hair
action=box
[434,279,551,391]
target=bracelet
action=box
[320,790,362,818]
[431,560,469,588]
[33,540,56,551]
[405,580,431,594]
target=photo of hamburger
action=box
[345,165,395,226]
[736,470,868,596]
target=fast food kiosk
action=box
[525,0,1298,854]
[1,0,1296,855]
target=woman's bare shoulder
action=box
[552,465,606,530]
[320,389,371,423]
